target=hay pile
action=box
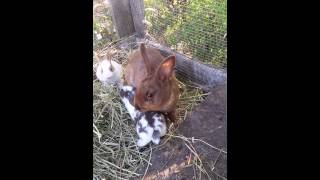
[93,43,207,179]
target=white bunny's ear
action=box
[96,64,103,81]
[108,59,114,72]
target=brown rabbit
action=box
[124,43,180,122]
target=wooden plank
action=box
[130,0,145,38]
[146,41,227,91]
[108,0,135,38]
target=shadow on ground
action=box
[134,84,227,180]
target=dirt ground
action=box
[134,84,227,180]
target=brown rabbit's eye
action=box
[146,92,153,101]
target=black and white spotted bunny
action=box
[119,85,167,147]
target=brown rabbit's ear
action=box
[140,43,152,75]
[157,55,176,81]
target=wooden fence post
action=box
[130,0,145,38]
[108,0,145,39]
[108,0,136,38]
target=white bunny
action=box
[96,59,122,87]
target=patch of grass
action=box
[93,0,118,49]
[144,0,227,68]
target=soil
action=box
[133,84,227,180]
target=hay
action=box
[165,134,227,180]
[93,44,207,179]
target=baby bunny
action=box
[96,58,122,87]
[120,85,167,147]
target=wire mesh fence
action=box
[144,0,227,69]
[94,0,227,70]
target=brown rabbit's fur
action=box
[124,43,180,122]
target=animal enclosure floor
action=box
[134,84,227,180]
